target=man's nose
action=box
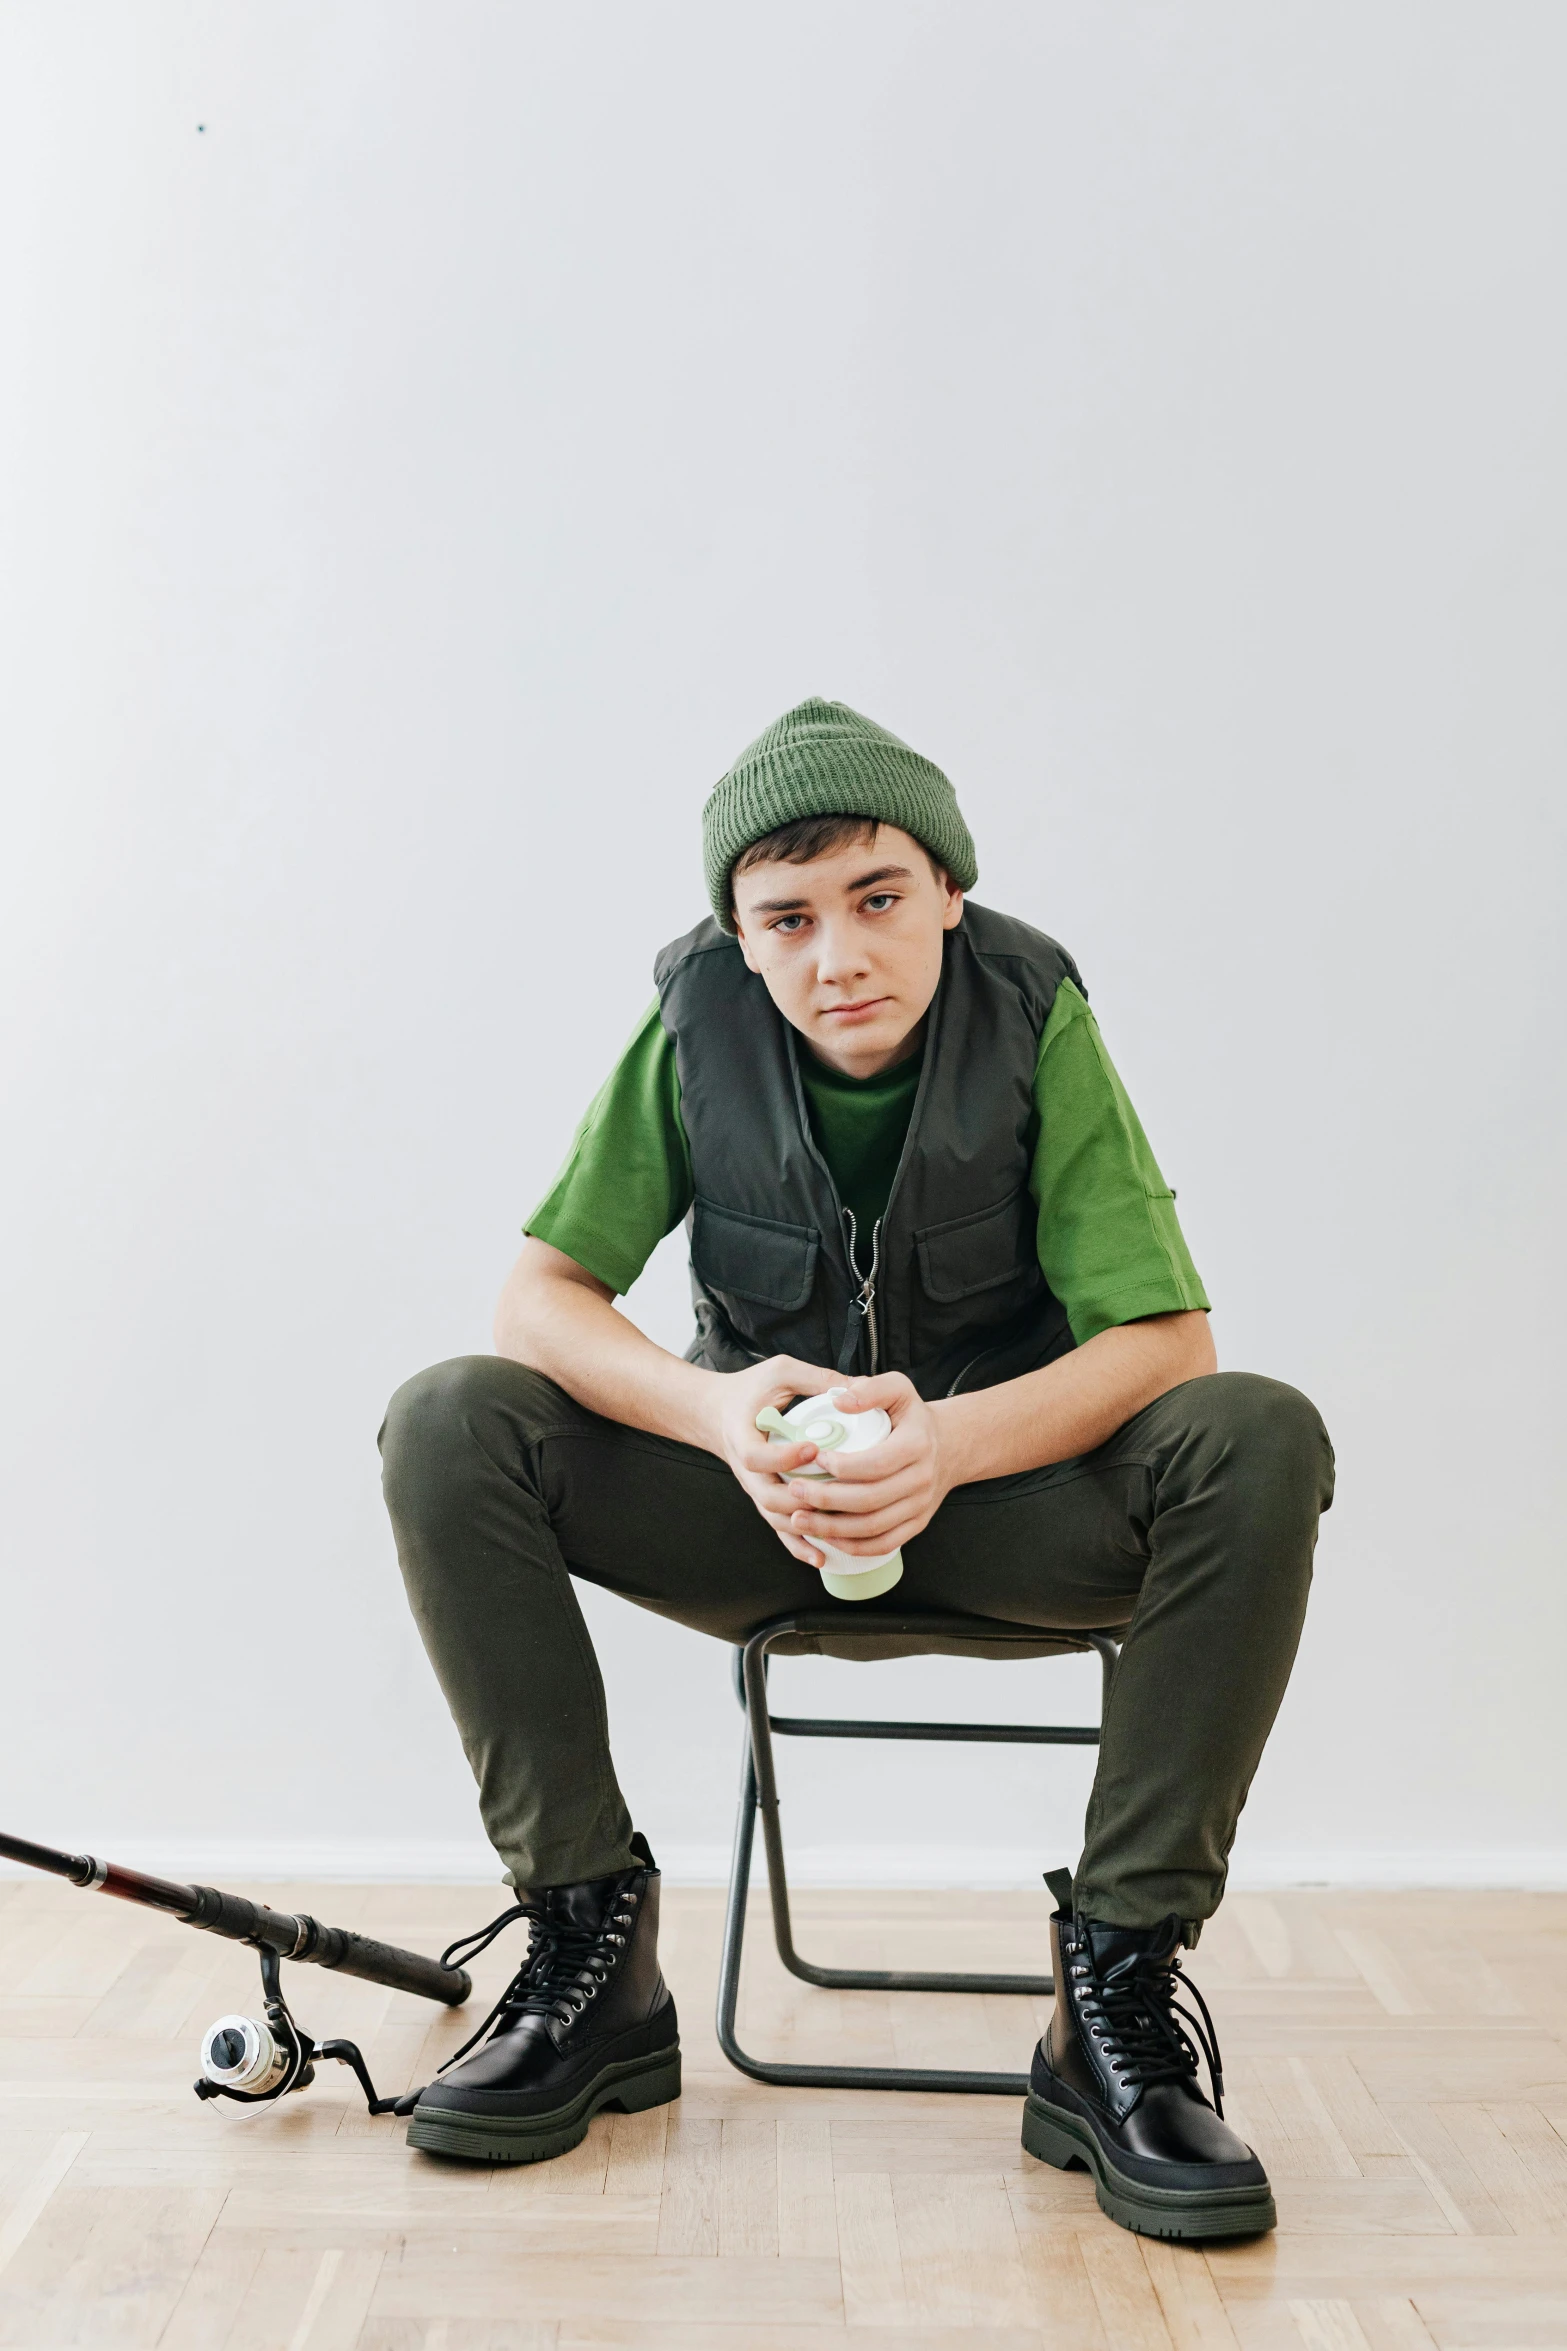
[813,920,871,988]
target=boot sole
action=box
[1022,2093,1276,2240]
[407,2046,681,2166]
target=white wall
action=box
[2,2,1563,1893]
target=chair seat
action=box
[750,1605,1127,1664]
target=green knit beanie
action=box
[703,696,979,930]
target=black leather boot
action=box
[406,1833,679,2164]
[1022,1885,1274,2240]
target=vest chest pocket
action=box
[915,1188,1037,1303]
[691,1198,820,1312]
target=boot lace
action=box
[432,1888,638,2076]
[1081,1928,1227,2116]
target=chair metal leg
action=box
[741,1635,1053,1996]
[714,1612,1119,2096]
[715,1708,1030,2094]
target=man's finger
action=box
[793,1515,917,1556]
[805,1441,926,1491]
[785,1465,924,1516]
[832,1373,918,1414]
[740,1473,825,1563]
[772,1522,824,1566]
[752,1480,841,1534]
[807,1431,917,1482]
[789,1514,910,1551]
[765,1358,841,1401]
[789,1497,920,1545]
[740,1474,810,1522]
[738,1434,819,1476]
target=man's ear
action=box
[733,917,763,974]
[941,881,965,932]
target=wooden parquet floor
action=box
[0,1879,1564,2347]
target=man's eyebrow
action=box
[745,863,917,915]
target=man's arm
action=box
[495,1238,715,1447]
[773,1314,1216,1562]
[938,1309,1215,1482]
[499,1242,1213,1567]
[495,1238,847,1566]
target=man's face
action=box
[731,824,965,1078]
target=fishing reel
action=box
[194,1945,416,2117]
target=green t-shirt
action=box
[796,1048,922,1250]
[526,975,1208,1345]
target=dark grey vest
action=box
[653,902,1086,1399]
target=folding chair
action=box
[716,1608,1121,2095]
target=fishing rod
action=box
[0,1829,472,2117]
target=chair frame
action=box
[715,1609,1120,2096]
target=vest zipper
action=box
[782,1006,941,1381]
[843,1210,883,1375]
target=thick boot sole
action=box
[1022,2093,1276,2241]
[407,2046,681,2166]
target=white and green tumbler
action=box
[755,1387,905,1602]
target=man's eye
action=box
[863,893,897,913]
[773,914,807,933]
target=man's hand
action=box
[759,1312,1216,1559]
[708,1355,849,1567]
[775,1371,951,1560]
[498,1240,1216,1562]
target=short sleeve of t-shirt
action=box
[525,975,1210,1338]
[1028,977,1209,1343]
[525,1000,693,1295]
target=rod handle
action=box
[184,1888,471,2005]
[303,1921,474,2007]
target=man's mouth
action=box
[820,997,889,1024]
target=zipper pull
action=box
[838,1210,869,1373]
[860,1219,882,1374]
[838,1213,881,1373]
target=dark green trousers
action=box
[379,1360,1332,1929]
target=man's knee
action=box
[1189,1371,1335,1515]
[378,1355,569,1519]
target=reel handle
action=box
[194,1950,404,2115]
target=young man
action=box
[381,697,1333,2237]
